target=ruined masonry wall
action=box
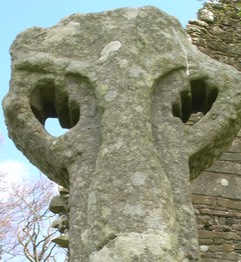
[192,193,241,261]
[188,1,241,261]
[192,130,241,261]
[187,0,241,71]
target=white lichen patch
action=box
[123,204,145,217]
[221,178,229,187]
[131,172,146,186]
[198,8,214,23]
[101,207,112,217]
[144,233,173,255]
[114,233,145,257]
[145,209,175,230]
[124,9,139,19]
[135,105,144,113]
[45,21,80,43]
[200,245,209,252]
[90,247,114,262]
[81,229,90,244]
[129,64,144,78]
[104,90,118,102]
[100,41,122,61]
[118,58,128,68]
[88,192,97,206]
[114,140,123,150]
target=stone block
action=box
[49,195,65,214]
[220,152,241,162]
[198,230,241,240]
[227,137,241,153]
[217,197,241,210]
[199,208,235,217]
[52,234,69,248]
[192,172,241,199]
[223,244,235,252]
[207,161,241,175]
[192,194,216,205]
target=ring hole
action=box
[45,118,69,137]
[30,78,80,137]
[172,78,218,125]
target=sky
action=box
[0,1,203,182]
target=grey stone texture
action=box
[3,6,241,261]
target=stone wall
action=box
[188,1,241,261]
[192,130,241,261]
[187,0,241,71]
[192,193,241,261]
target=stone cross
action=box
[3,6,241,261]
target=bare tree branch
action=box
[0,173,67,261]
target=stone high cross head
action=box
[3,6,241,261]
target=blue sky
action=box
[0,1,203,180]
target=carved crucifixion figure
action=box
[3,6,241,261]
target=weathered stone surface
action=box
[52,234,69,248]
[49,195,66,214]
[51,214,69,233]
[192,171,241,199]
[3,6,241,261]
